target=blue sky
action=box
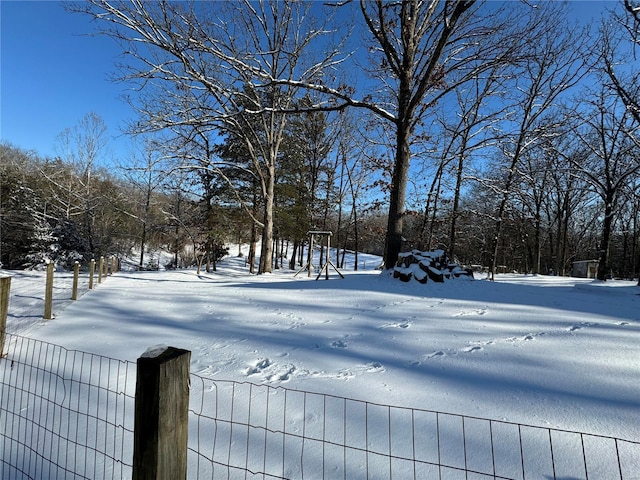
[1,1,617,163]
[1,0,134,160]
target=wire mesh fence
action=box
[1,333,638,479]
[0,333,135,479]
[187,376,640,480]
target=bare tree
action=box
[603,0,640,284]
[119,138,167,269]
[54,112,109,254]
[485,6,591,280]
[604,1,640,124]
[572,86,640,281]
[262,0,527,269]
[72,0,341,273]
[416,63,509,260]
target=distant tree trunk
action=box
[139,222,146,269]
[596,192,616,281]
[139,180,153,269]
[174,223,180,268]
[533,208,542,275]
[352,207,360,271]
[633,204,640,285]
[248,223,258,275]
[273,233,280,270]
[289,240,299,270]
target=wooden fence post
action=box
[44,262,54,320]
[71,261,80,300]
[98,257,104,284]
[133,346,190,480]
[0,276,11,356]
[89,259,95,290]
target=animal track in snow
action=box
[246,358,297,383]
[454,308,488,317]
[464,345,483,353]
[331,339,349,348]
[379,320,412,329]
[332,362,385,379]
[246,358,272,375]
[266,365,296,382]
[418,332,540,363]
[365,362,385,373]
[568,322,598,332]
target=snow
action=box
[140,343,170,358]
[4,251,638,445]
[2,251,640,478]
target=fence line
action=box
[186,376,640,480]
[1,333,639,479]
[0,333,135,480]
[0,257,119,339]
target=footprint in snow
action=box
[379,320,412,329]
[266,365,296,382]
[464,345,483,353]
[427,350,446,359]
[568,322,597,332]
[331,339,349,348]
[454,308,488,317]
[246,358,271,375]
[365,362,385,373]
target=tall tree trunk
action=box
[596,193,615,281]
[384,120,411,270]
[533,211,542,275]
[449,153,465,261]
[259,165,275,274]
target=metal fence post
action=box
[0,276,10,356]
[44,262,54,320]
[133,346,191,480]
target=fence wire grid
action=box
[187,376,640,480]
[0,333,135,480]
[2,333,639,480]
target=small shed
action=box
[572,260,599,278]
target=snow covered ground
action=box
[3,250,639,447]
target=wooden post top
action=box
[138,345,190,364]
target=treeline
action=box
[1,141,167,270]
[2,104,639,279]
[0,131,386,272]
[60,0,640,281]
[3,1,640,280]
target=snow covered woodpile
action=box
[393,249,474,283]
